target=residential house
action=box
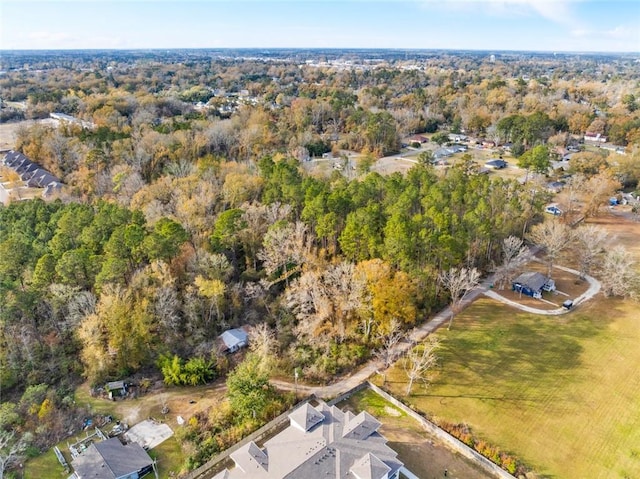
[407,134,428,144]
[70,437,155,479]
[2,150,62,191]
[512,272,555,298]
[213,401,406,479]
[484,159,507,169]
[584,132,607,143]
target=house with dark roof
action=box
[512,272,555,298]
[212,400,407,479]
[70,437,155,479]
[485,159,507,169]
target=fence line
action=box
[366,382,516,479]
[183,381,517,479]
[183,394,316,479]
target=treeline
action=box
[0,160,536,396]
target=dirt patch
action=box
[79,380,227,432]
[589,211,640,256]
[384,405,402,417]
[340,391,493,479]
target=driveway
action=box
[484,263,601,315]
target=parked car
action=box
[545,204,562,216]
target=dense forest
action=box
[1,49,639,472]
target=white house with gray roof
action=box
[212,400,406,479]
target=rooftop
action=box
[213,401,402,479]
[71,437,153,479]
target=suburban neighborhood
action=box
[0,9,639,479]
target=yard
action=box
[382,293,640,478]
[24,380,227,478]
[379,214,640,479]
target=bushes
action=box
[158,354,217,386]
[438,420,528,476]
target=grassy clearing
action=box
[341,388,493,478]
[150,436,184,478]
[24,447,68,479]
[384,297,640,479]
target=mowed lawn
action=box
[383,297,640,479]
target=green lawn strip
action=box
[149,436,184,479]
[24,442,71,479]
[384,297,640,479]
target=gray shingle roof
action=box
[342,411,381,440]
[230,442,269,473]
[513,271,548,292]
[350,452,392,479]
[289,402,325,432]
[71,437,153,479]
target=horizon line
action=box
[1,47,638,55]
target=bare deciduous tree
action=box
[286,262,366,344]
[373,318,406,369]
[439,267,481,330]
[403,336,439,396]
[0,431,25,479]
[583,171,621,218]
[557,173,586,220]
[527,220,573,277]
[494,236,531,289]
[258,221,311,288]
[600,245,640,299]
[574,225,608,279]
[249,322,277,371]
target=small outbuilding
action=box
[106,381,128,400]
[512,272,555,299]
[219,327,249,354]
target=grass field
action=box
[383,296,640,479]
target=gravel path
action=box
[272,275,497,399]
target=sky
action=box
[1,0,639,53]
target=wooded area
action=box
[1,49,638,474]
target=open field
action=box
[340,389,494,479]
[380,215,640,478]
[383,287,640,478]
